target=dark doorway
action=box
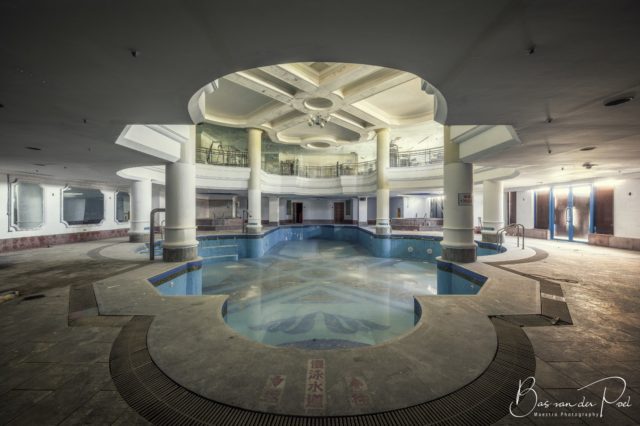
[334,202,345,223]
[293,202,303,223]
[594,186,614,235]
[535,190,550,229]
[507,192,517,225]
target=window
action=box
[116,192,130,223]
[430,196,444,219]
[345,199,352,216]
[62,187,104,225]
[11,181,44,230]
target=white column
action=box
[441,125,476,263]
[358,197,368,226]
[231,195,238,218]
[247,128,263,234]
[163,126,198,262]
[482,180,505,243]
[376,128,391,235]
[268,196,279,226]
[129,179,152,242]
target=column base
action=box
[128,233,149,243]
[246,224,263,234]
[162,245,198,262]
[481,232,503,244]
[376,225,391,235]
[441,246,477,263]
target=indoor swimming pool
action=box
[153,239,487,349]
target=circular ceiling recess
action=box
[304,97,334,111]
[308,141,331,149]
[604,96,634,107]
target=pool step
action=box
[201,254,239,264]
[199,244,238,258]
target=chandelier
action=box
[307,114,331,128]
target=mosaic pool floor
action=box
[164,239,442,349]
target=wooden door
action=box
[334,202,345,223]
[594,186,614,234]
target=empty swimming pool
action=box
[154,239,485,349]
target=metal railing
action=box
[196,147,248,167]
[263,159,377,178]
[149,208,165,261]
[196,146,443,176]
[495,223,525,252]
[390,146,444,168]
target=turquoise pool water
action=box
[154,239,486,349]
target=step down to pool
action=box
[201,254,239,264]
[110,316,535,425]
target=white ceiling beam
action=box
[260,64,318,92]
[270,113,309,132]
[339,105,387,127]
[248,102,298,127]
[329,113,368,135]
[321,64,380,92]
[341,72,417,103]
[224,72,294,103]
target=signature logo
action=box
[510,376,632,418]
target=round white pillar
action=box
[376,128,391,235]
[482,180,505,243]
[163,126,198,262]
[247,128,263,234]
[441,126,477,263]
[129,179,152,242]
[231,195,238,218]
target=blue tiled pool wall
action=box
[148,260,203,296]
[149,225,498,296]
[436,260,488,295]
[197,225,503,262]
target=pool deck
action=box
[0,231,639,424]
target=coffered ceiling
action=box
[201,63,434,149]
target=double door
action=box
[552,186,591,242]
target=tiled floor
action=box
[0,235,639,424]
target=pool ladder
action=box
[495,223,525,252]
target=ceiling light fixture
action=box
[307,114,330,128]
[579,146,596,151]
[25,146,41,151]
[604,95,634,107]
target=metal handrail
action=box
[495,223,525,251]
[149,208,165,261]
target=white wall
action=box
[390,197,403,219]
[516,190,534,228]
[614,179,640,238]
[0,173,130,241]
[368,197,376,221]
[403,196,429,218]
[304,199,332,220]
[473,185,483,227]
[152,184,166,224]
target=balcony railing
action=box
[264,160,377,178]
[390,146,444,168]
[197,146,443,176]
[196,147,248,167]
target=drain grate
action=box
[110,316,535,425]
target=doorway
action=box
[552,186,591,242]
[292,202,303,224]
[334,202,345,224]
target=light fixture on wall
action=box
[307,114,331,128]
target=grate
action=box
[110,316,535,425]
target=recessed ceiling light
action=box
[579,146,596,151]
[604,96,634,107]
[33,163,46,167]
[25,146,41,151]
